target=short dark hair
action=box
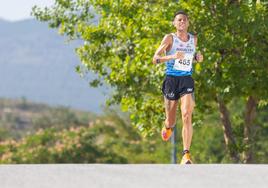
[174,10,188,19]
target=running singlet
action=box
[165,33,196,76]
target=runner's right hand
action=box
[173,51,185,60]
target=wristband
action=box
[194,53,198,61]
[156,59,161,64]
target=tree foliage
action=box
[32,0,181,136]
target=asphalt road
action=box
[0,164,267,188]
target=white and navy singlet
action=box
[165,33,196,76]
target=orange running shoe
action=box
[180,152,193,164]
[161,126,173,141]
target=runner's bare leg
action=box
[164,97,178,128]
[180,93,195,150]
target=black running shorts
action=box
[162,75,194,100]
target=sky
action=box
[0,0,54,21]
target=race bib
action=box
[173,53,194,72]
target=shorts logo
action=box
[167,92,175,98]
[187,88,193,92]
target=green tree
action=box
[182,0,268,163]
[32,0,268,163]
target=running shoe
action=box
[180,152,193,164]
[161,126,173,141]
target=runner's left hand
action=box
[195,52,203,62]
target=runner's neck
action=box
[175,31,189,42]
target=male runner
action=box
[153,10,203,164]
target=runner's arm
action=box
[153,34,184,64]
[194,35,203,63]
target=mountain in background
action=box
[0,19,108,113]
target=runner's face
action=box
[173,14,189,32]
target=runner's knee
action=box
[181,110,192,125]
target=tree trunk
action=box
[217,97,240,162]
[243,96,257,163]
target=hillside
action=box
[0,19,107,113]
[0,98,97,140]
[0,98,172,164]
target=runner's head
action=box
[173,10,189,32]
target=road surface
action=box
[0,164,267,188]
